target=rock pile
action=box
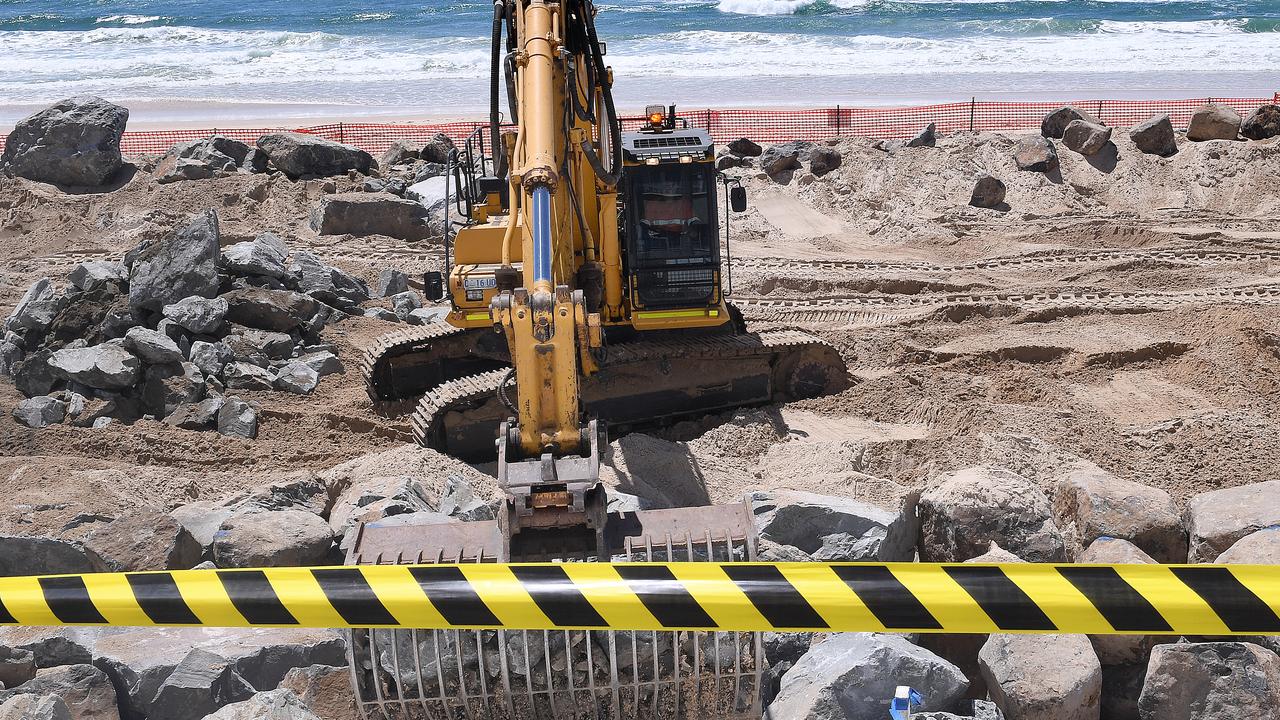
[2,212,353,436]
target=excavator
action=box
[346,0,849,716]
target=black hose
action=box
[498,367,518,414]
[489,0,506,178]
[580,0,622,184]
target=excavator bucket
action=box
[345,503,764,720]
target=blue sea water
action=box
[0,0,1277,123]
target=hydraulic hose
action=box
[489,0,506,178]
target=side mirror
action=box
[730,186,747,213]
[423,271,446,302]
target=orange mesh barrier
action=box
[1,94,1275,156]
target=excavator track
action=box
[359,321,510,404]
[407,329,849,461]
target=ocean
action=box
[0,0,1277,125]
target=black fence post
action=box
[969,97,976,132]
[836,105,841,137]
[338,122,345,144]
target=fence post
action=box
[969,97,976,132]
[338,122,345,144]
[1096,100,1103,124]
[836,105,841,137]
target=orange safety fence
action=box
[1,95,1276,157]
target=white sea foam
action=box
[95,15,166,25]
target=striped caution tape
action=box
[2,563,1279,635]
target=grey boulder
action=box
[147,648,254,720]
[376,269,409,297]
[127,210,221,314]
[0,96,128,187]
[68,262,127,293]
[293,352,342,377]
[905,122,937,148]
[1242,104,1280,141]
[156,139,238,183]
[1186,480,1280,562]
[980,633,1101,720]
[5,279,59,334]
[0,646,35,688]
[767,633,967,720]
[255,133,374,179]
[807,147,842,177]
[142,362,206,417]
[48,344,141,390]
[0,535,107,576]
[274,362,319,395]
[212,510,334,568]
[222,235,290,280]
[123,326,184,364]
[438,475,495,522]
[1042,106,1102,139]
[1052,466,1185,563]
[419,133,455,164]
[1129,115,1178,157]
[1013,137,1060,173]
[222,288,318,333]
[1186,103,1241,142]
[203,689,322,720]
[1062,120,1113,156]
[969,173,1006,209]
[728,138,763,157]
[1138,642,1280,720]
[1078,537,1160,667]
[751,490,915,562]
[290,253,369,308]
[165,397,225,432]
[0,694,71,720]
[12,396,67,428]
[189,340,234,378]
[223,362,275,392]
[918,466,1065,562]
[310,193,431,241]
[217,397,259,438]
[163,297,229,335]
[0,664,118,720]
[389,291,422,321]
[1215,526,1280,563]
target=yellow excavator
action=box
[346,0,849,715]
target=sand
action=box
[1,127,1278,537]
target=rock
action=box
[715,150,743,171]
[5,279,59,334]
[760,145,803,178]
[142,362,205,417]
[68,262,127,293]
[1138,642,1280,720]
[1013,137,1060,173]
[213,510,333,568]
[969,173,1006,209]
[11,350,58,397]
[82,509,202,572]
[389,291,422,321]
[767,633,968,720]
[1077,538,1160,667]
[292,352,342,378]
[309,193,431,241]
[225,329,295,361]
[164,397,225,431]
[1042,106,1103,140]
[289,253,369,309]
[43,286,122,351]
[1129,115,1178,157]
[379,140,419,169]
[47,344,141,391]
[222,363,275,392]
[0,338,22,377]
[222,236,289,281]
[122,327,183,364]
[419,133,455,164]
[222,288,317,333]
[362,308,399,323]
[0,97,128,186]
[0,694,71,720]
[12,396,67,428]
[171,502,236,553]
[203,689,321,720]
[980,633,1101,720]
[727,138,762,157]
[156,139,237,183]
[1062,120,1113,156]
[806,147,842,177]
[1187,480,1280,562]
[374,269,409,298]
[148,649,254,720]
[0,647,35,688]
[255,133,374,179]
[905,122,937,148]
[438,476,495,521]
[278,666,355,720]
[2,664,118,720]
[328,475,433,536]
[750,490,916,561]
[217,397,258,439]
[1242,104,1280,141]
[0,536,106,576]
[919,466,1066,562]
[274,362,319,395]
[1186,103,1241,142]
[11,638,91,670]
[1052,467,1185,563]
[187,342,232,380]
[127,210,221,314]
[1215,526,1280,563]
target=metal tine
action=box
[607,619,621,720]
[562,630,578,718]
[367,628,390,714]
[685,531,701,715]
[431,631,448,716]
[522,630,536,711]
[452,547,477,720]
[409,629,430,717]
[665,533,680,720]
[474,550,491,716]
[388,622,408,716]
[496,630,513,719]
[726,534,743,711]
[705,529,722,707]
[584,629,599,716]
[542,630,557,718]
[645,534,659,720]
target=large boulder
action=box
[274,362,319,395]
[309,193,431,241]
[1242,104,1280,141]
[0,97,128,187]
[751,490,915,561]
[217,397,259,439]
[221,235,289,281]
[289,253,369,309]
[122,327,183,365]
[1052,467,1185,563]
[0,694,71,720]
[1186,480,1280,562]
[1077,538,1161,667]
[1062,120,1112,156]
[142,362,206,417]
[278,666,355,720]
[0,646,35,687]
[5,279,60,334]
[918,466,1066,562]
[807,147,842,177]
[980,633,1101,720]
[905,122,937,148]
[727,138,763,157]
[1215,526,1280,563]
[1013,137,1060,173]
[221,288,317,333]
[1,664,119,720]
[147,648,254,720]
[82,509,202,572]
[254,133,373,179]
[47,344,141,391]
[164,397,224,432]
[202,689,321,720]
[0,536,106,576]
[155,139,238,183]
[767,633,967,720]
[13,396,67,428]
[969,173,1006,209]
[212,510,333,568]
[43,287,123,351]
[419,133,455,164]
[68,262,127,293]
[1186,104,1241,142]
[1129,115,1177,157]
[1138,642,1280,720]
[162,297,229,336]
[127,210,221,314]
[1041,106,1103,139]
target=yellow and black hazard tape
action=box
[2,563,1278,635]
